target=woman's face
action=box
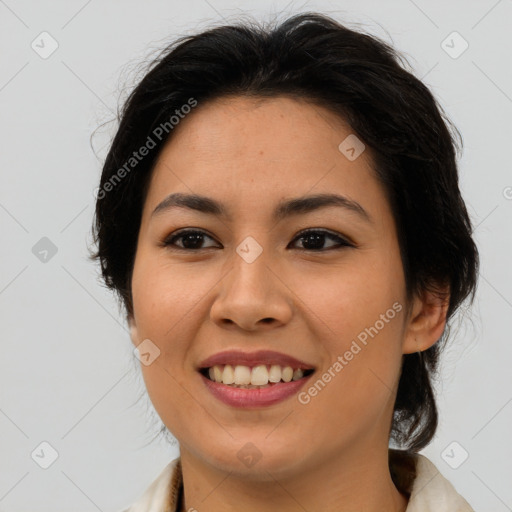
[129,95,428,478]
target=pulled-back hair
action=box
[89,12,479,452]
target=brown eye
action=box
[290,229,353,251]
[162,228,354,252]
[163,229,219,250]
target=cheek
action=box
[291,253,405,418]
[131,255,212,338]
[130,258,206,393]
[290,253,403,340]
[130,260,203,432]
[297,315,404,447]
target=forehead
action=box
[161,95,360,163]
[142,95,387,223]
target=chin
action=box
[196,437,308,480]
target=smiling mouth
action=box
[199,364,315,389]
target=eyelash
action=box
[161,228,354,252]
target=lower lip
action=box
[200,373,313,408]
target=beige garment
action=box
[120,449,475,511]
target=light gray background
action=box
[1,0,511,510]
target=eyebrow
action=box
[151,192,372,223]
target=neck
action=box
[178,444,409,512]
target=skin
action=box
[128,96,449,512]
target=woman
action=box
[90,12,478,512]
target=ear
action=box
[402,286,450,354]
[128,316,139,347]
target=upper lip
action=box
[198,350,315,370]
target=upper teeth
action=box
[207,364,305,386]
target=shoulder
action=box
[118,457,181,512]
[390,449,475,511]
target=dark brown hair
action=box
[89,12,479,452]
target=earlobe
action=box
[402,287,450,354]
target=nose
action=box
[209,248,293,332]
